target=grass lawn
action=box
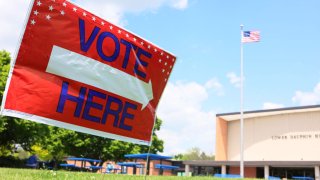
[0,167,248,180]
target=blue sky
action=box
[1,0,320,155]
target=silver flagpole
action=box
[240,24,244,178]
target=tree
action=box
[176,147,215,160]
[0,50,10,103]
[0,50,10,143]
[42,117,164,164]
[173,153,184,160]
[0,118,50,151]
[0,50,15,153]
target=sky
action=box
[1,0,320,156]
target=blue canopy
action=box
[214,174,241,178]
[67,157,102,163]
[124,153,172,160]
[155,164,179,170]
[117,162,144,168]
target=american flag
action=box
[242,31,260,43]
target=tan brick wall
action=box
[215,117,228,160]
[228,167,256,178]
[227,111,320,161]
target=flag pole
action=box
[240,24,244,178]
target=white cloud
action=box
[315,83,320,94]
[205,78,224,96]
[157,80,216,155]
[227,72,242,88]
[292,82,320,105]
[0,0,188,54]
[74,0,188,25]
[170,0,188,9]
[263,102,284,110]
[0,0,30,54]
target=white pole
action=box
[240,24,244,178]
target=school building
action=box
[183,105,320,179]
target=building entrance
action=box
[270,167,314,179]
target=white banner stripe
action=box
[46,45,153,109]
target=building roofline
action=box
[183,160,320,167]
[216,105,320,117]
[124,153,172,160]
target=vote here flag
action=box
[0,0,176,145]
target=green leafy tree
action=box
[178,147,215,160]
[173,153,184,160]
[43,117,164,164]
[0,50,10,103]
[0,118,50,151]
[0,50,13,153]
[0,50,11,140]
